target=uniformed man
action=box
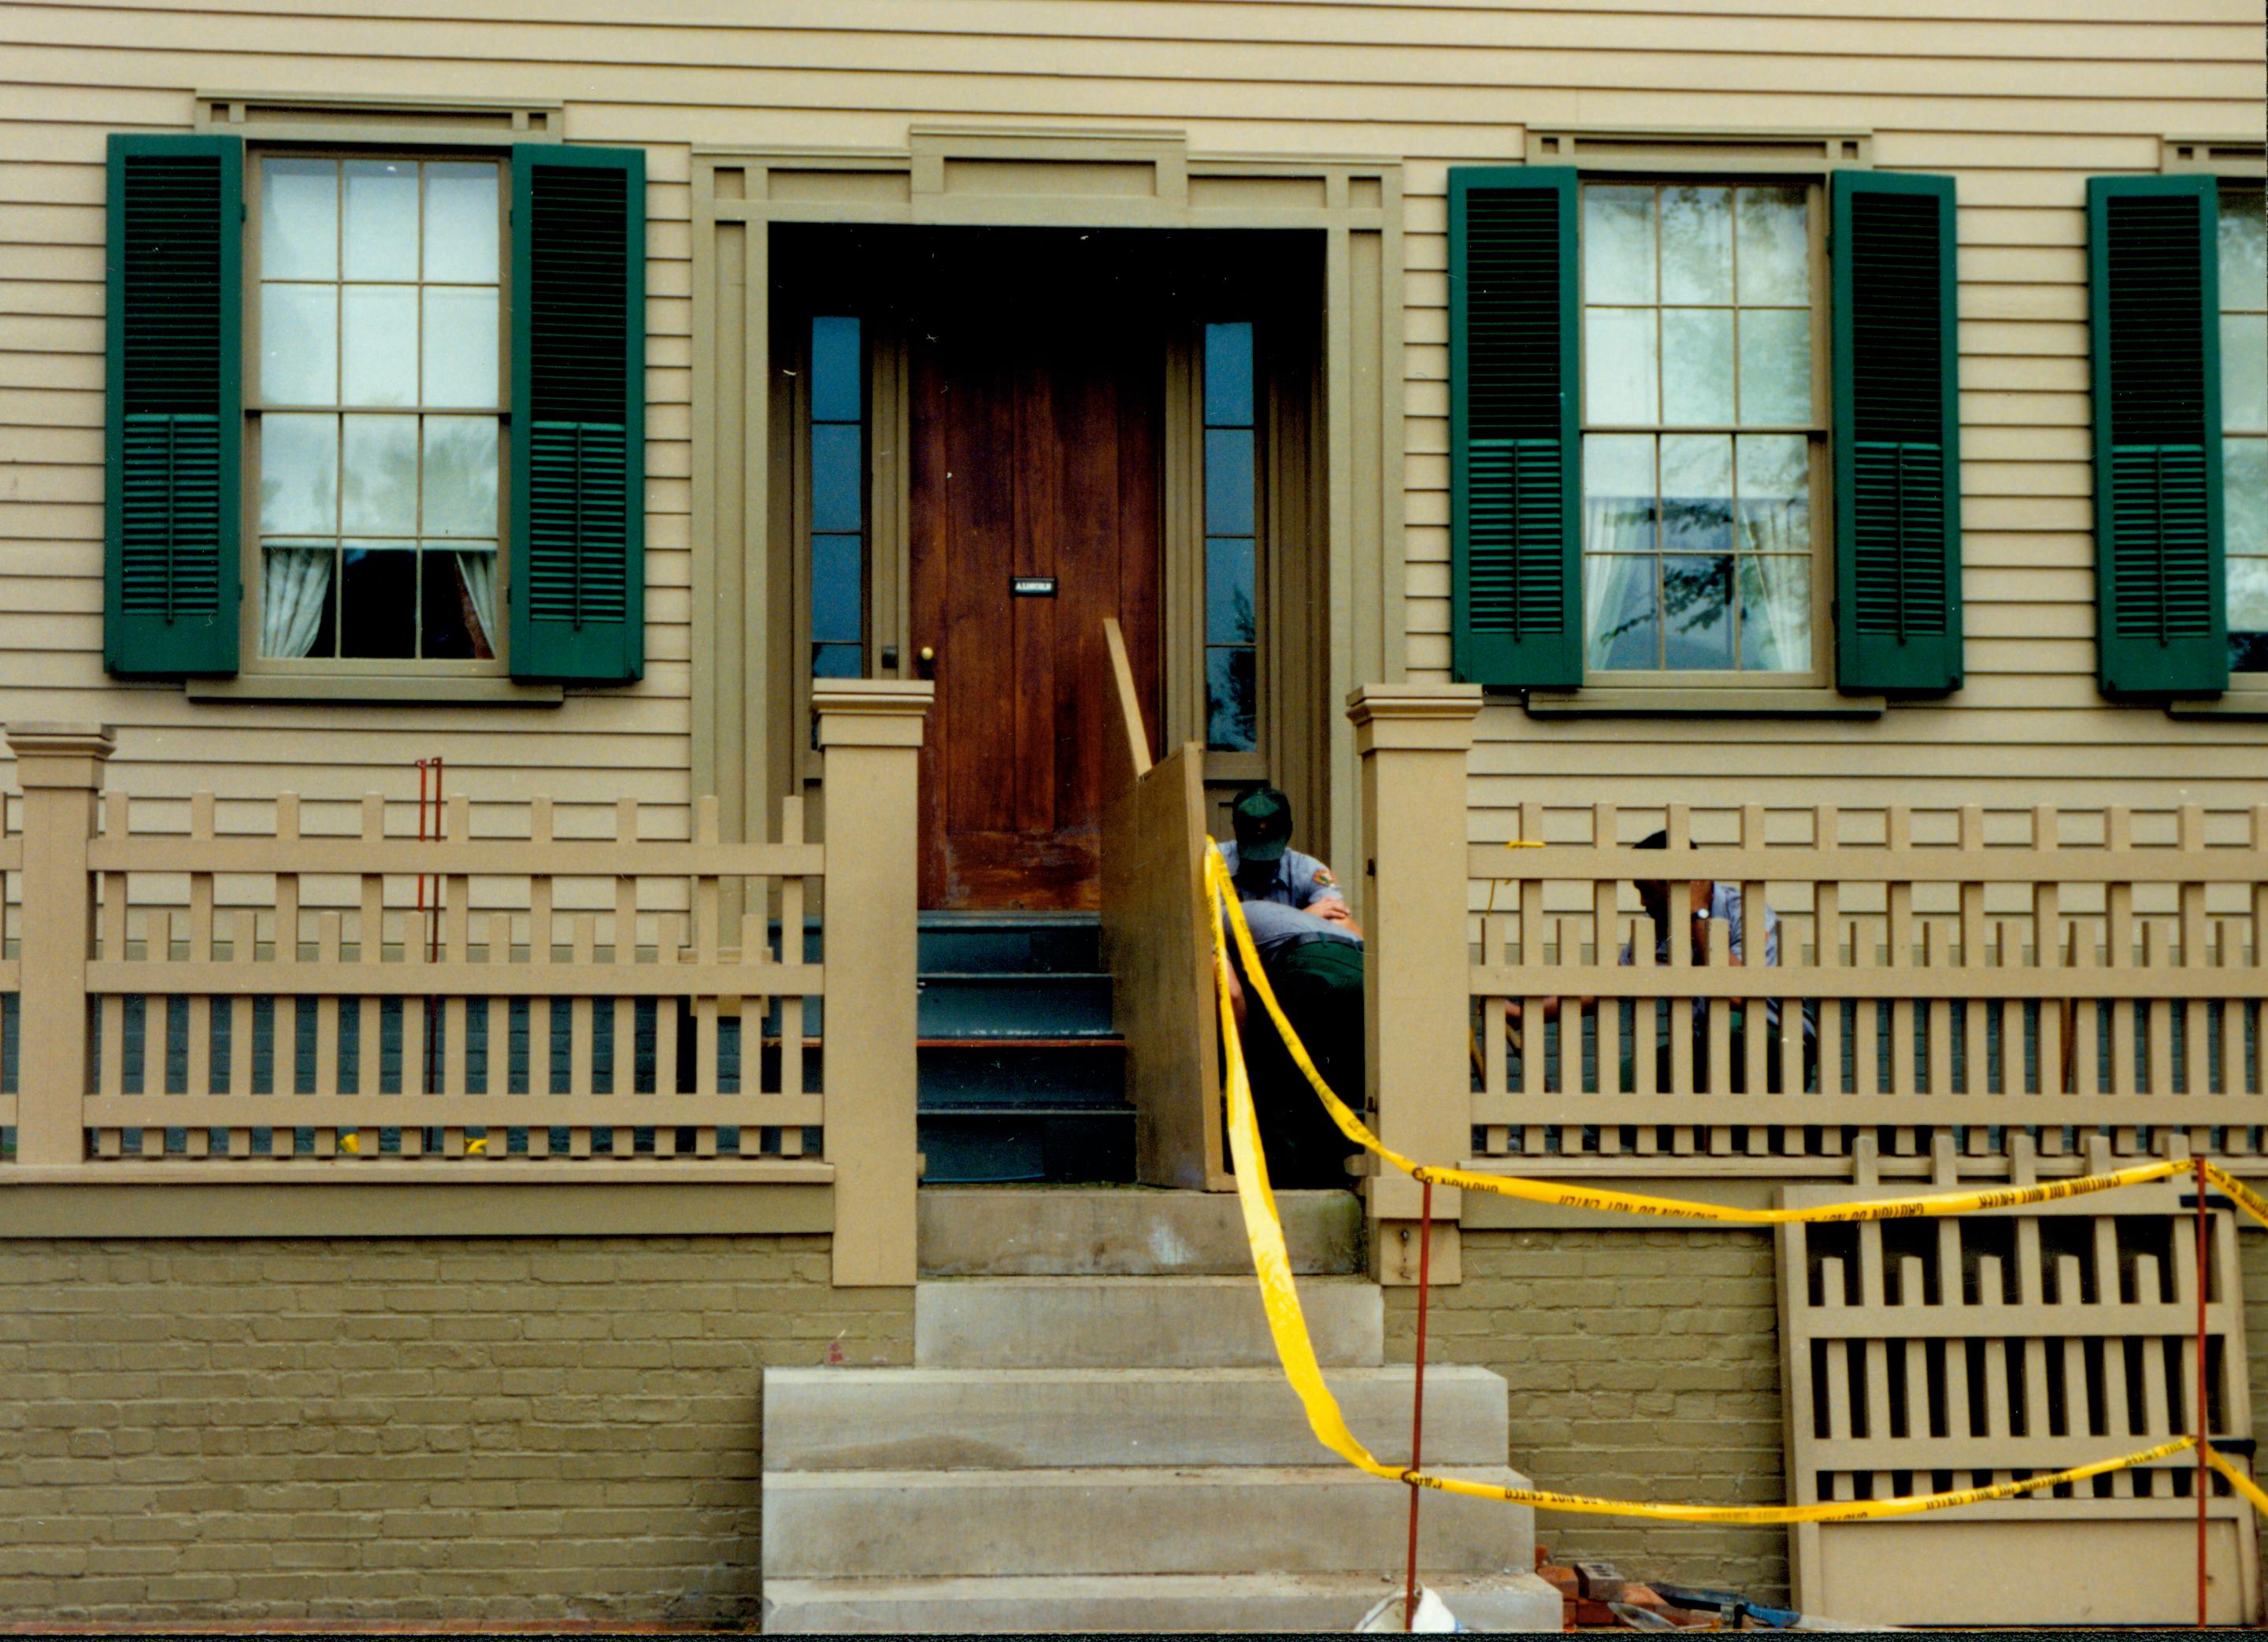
[1217,788,1362,1186]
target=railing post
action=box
[7,723,113,1169]
[814,682,932,1288]
[1348,685,1480,1284]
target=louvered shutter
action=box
[1451,166,1580,687]
[509,145,645,682]
[1831,172,1962,694]
[104,134,242,676]
[2087,176,2225,696]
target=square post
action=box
[1349,686,1479,1283]
[7,724,113,1170]
[815,682,932,1288]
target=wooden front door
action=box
[910,268,1162,910]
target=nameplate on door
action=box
[1011,576,1058,597]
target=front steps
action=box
[760,1188,1561,1633]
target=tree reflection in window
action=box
[1203,322,1258,750]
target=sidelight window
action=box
[1203,321,1258,751]
[807,315,866,680]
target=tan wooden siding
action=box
[1,0,2262,827]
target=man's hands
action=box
[1310,898,1363,940]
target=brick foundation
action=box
[0,1236,912,1625]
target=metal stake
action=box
[1404,1177,1434,1632]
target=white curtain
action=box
[260,547,331,659]
[1736,496,1810,671]
[1582,489,1658,669]
[456,552,498,656]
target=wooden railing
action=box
[1,688,932,1284]
[1466,800,2268,1177]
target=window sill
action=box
[2167,688,2268,721]
[187,675,565,706]
[1521,687,1886,719]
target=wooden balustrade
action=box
[1463,800,2268,1176]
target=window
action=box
[2222,187,2266,673]
[253,155,504,663]
[806,315,865,680]
[103,132,644,687]
[1203,321,1258,751]
[1580,182,1823,677]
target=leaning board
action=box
[1777,1139,2259,1626]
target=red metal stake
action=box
[2195,1154,2209,1629]
[1404,1177,1434,1633]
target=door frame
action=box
[691,127,1406,917]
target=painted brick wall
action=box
[1388,1228,1791,1605]
[0,1235,911,1625]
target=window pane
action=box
[261,284,337,404]
[1206,647,1257,751]
[812,642,863,679]
[421,417,499,537]
[1736,187,1810,305]
[1584,556,1658,671]
[1204,428,1255,536]
[1205,322,1255,426]
[1582,434,1656,554]
[261,159,337,281]
[1661,434,1733,556]
[810,532,862,645]
[1738,554,1811,671]
[337,545,417,658]
[2221,192,2266,308]
[2225,438,2266,562]
[1736,434,1810,554]
[1206,536,1256,644]
[421,287,500,409]
[810,316,862,424]
[2220,313,2266,434]
[1584,307,1656,424]
[1660,555,1733,669]
[259,413,339,535]
[810,423,864,532]
[2226,551,2267,634]
[1662,309,1734,425]
[343,160,419,282]
[1660,186,1732,305]
[341,414,419,536]
[1738,307,1812,426]
[1584,187,1655,304]
[343,285,418,407]
[261,546,335,659]
[423,162,499,284]
[422,548,494,660]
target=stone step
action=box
[914,1276,1382,1369]
[763,1365,1506,1471]
[759,1464,1536,1581]
[918,1186,1362,1276]
[761,1570,1564,1633]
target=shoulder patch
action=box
[1311,867,1336,888]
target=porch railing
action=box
[0,685,930,1284]
[1465,799,2268,1177]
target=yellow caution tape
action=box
[2207,1445,2268,1517]
[2206,1164,2268,1231]
[1208,843,2208,1225]
[1204,849,2207,1523]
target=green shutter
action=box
[1831,172,1962,694]
[105,134,242,677]
[2088,176,2225,696]
[1451,166,1580,688]
[510,144,645,683]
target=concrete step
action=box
[762,1570,1564,1633]
[914,1276,1382,1369]
[759,1464,1536,1580]
[918,1186,1362,1276]
[763,1365,1507,1471]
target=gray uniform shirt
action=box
[1230,899,1363,966]
[1217,843,1348,913]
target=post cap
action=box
[6,723,115,785]
[815,680,935,748]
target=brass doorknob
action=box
[918,646,936,663]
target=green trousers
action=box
[1243,939,1366,1189]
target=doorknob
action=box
[918,646,936,665]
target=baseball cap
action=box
[1230,786,1294,865]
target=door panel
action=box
[910,280,1162,910]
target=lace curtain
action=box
[456,551,498,656]
[260,547,331,659]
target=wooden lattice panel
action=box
[1777,1140,2260,1626]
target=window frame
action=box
[2213,180,2267,691]
[1571,171,1836,691]
[234,143,516,682]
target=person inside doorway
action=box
[1217,788,1362,1186]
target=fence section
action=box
[1467,802,2268,1174]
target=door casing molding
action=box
[691,126,1406,913]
